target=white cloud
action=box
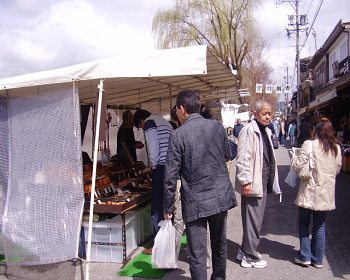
[0,0,173,78]
[0,0,349,86]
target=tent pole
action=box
[169,86,172,111]
[85,79,104,280]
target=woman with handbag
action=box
[291,116,342,269]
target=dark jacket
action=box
[117,127,137,163]
[233,123,244,137]
[163,113,237,223]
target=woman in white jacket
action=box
[292,116,342,269]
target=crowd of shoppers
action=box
[116,91,342,279]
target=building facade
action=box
[298,20,350,144]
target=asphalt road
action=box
[1,146,349,280]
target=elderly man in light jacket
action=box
[235,99,281,269]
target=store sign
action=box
[276,86,282,94]
[256,84,263,93]
[339,56,350,76]
[255,83,286,94]
[265,84,273,94]
[284,84,291,93]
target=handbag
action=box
[298,141,315,180]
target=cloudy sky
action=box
[1,0,349,90]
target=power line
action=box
[299,0,323,53]
[304,0,314,18]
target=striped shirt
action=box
[144,114,173,168]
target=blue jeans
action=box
[298,207,327,265]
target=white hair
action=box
[254,99,271,112]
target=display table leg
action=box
[122,213,126,262]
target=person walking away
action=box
[279,118,286,146]
[133,109,173,254]
[163,90,237,280]
[288,120,297,147]
[297,119,311,147]
[291,116,341,268]
[272,118,280,138]
[235,99,281,269]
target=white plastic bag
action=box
[284,166,298,188]
[151,219,178,269]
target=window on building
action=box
[340,40,348,61]
[315,61,327,90]
[329,52,337,78]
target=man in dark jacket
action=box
[233,118,244,138]
[163,90,237,280]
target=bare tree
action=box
[152,0,264,90]
[240,38,278,109]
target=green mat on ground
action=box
[118,252,167,279]
[118,235,187,279]
[181,235,187,248]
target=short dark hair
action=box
[176,90,201,114]
[133,109,151,127]
[200,103,213,119]
[170,105,180,123]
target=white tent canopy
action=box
[0,45,237,269]
[0,45,238,105]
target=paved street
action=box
[1,146,349,280]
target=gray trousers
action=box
[240,188,267,261]
[174,180,185,257]
[186,211,227,280]
[174,181,212,267]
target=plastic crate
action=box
[141,203,152,243]
[134,202,152,245]
[83,212,137,263]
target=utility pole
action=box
[277,0,308,118]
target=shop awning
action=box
[308,89,337,110]
[0,45,238,106]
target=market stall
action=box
[0,45,238,270]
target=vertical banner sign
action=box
[256,84,263,93]
[265,84,273,94]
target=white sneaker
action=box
[241,256,268,268]
[312,263,323,269]
[294,257,311,266]
[236,249,262,261]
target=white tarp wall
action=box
[0,95,9,255]
[0,85,84,265]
